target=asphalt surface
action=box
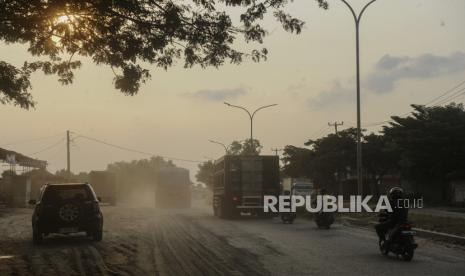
[1,204,465,276]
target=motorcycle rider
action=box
[281,190,296,223]
[314,188,334,228]
[375,187,409,243]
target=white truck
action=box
[281,178,314,196]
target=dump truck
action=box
[89,171,117,205]
[155,167,191,208]
[213,155,280,219]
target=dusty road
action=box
[1,205,465,276]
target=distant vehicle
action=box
[280,190,296,224]
[29,183,103,244]
[213,155,280,219]
[314,211,334,229]
[155,167,191,209]
[292,181,314,197]
[282,178,314,196]
[89,171,117,205]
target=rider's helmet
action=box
[388,187,404,201]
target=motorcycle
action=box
[281,212,296,224]
[378,222,418,261]
[280,190,296,224]
[314,210,334,229]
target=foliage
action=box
[195,160,214,189]
[362,133,401,196]
[106,156,174,179]
[383,103,465,201]
[55,169,89,182]
[0,0,328,108]
[283,128,398,193]
[228,139,262,155]
[282,145,313,178]
[283,103,465,202]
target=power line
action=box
[328,121,344,134]
[30,138,65,155]
[308,124,329,139]
[72,132,202,163]
[315,125,331,138]
[271,148,283,155]
[433,87,465,106]
[0,133,63,147]
[363,79,465,128]
[423,79,465,106]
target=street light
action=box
[208,140,229,154]
[224,102,277,142]
[339,0,378,195]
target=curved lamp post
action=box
[339,0,378,195]
[208,139,229,154]
[224,102,277,142]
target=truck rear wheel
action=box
[218,200,227,219]
[218,199,235,219]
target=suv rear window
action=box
[41,185,93,203]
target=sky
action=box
[1,0,465,180]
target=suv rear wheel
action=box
[33,226,43,245]
[92,227,103,241]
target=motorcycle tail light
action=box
[402,223,412,229]
[232,196,240,202]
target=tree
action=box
[228,140,243,155]
[0,0,328,109]
[362,133,400,197]
[196,160,215,189]
[282,145,313,178]
[282,128,358,192]
[305,128,357,191]
[383,103,465,202]
[228,139,262,155]
[55,169,89,182]
[106,156,174,179]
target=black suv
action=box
[30,183,103,244]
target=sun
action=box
[56,15,71,24]
[52,15,75,44]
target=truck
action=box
[89,171,117,205]
[282,177,314,196]
[213,155,280,219]
[155,167,191,209]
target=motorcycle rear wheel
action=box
[379,240,389,255]
[401,247,414,261]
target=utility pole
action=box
[339,0,378,195]
[328,121,344,134]
[271,148,283,156]
[66,130,71,181]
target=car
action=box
[29,183,103,245]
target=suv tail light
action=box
[35,204,43,215]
